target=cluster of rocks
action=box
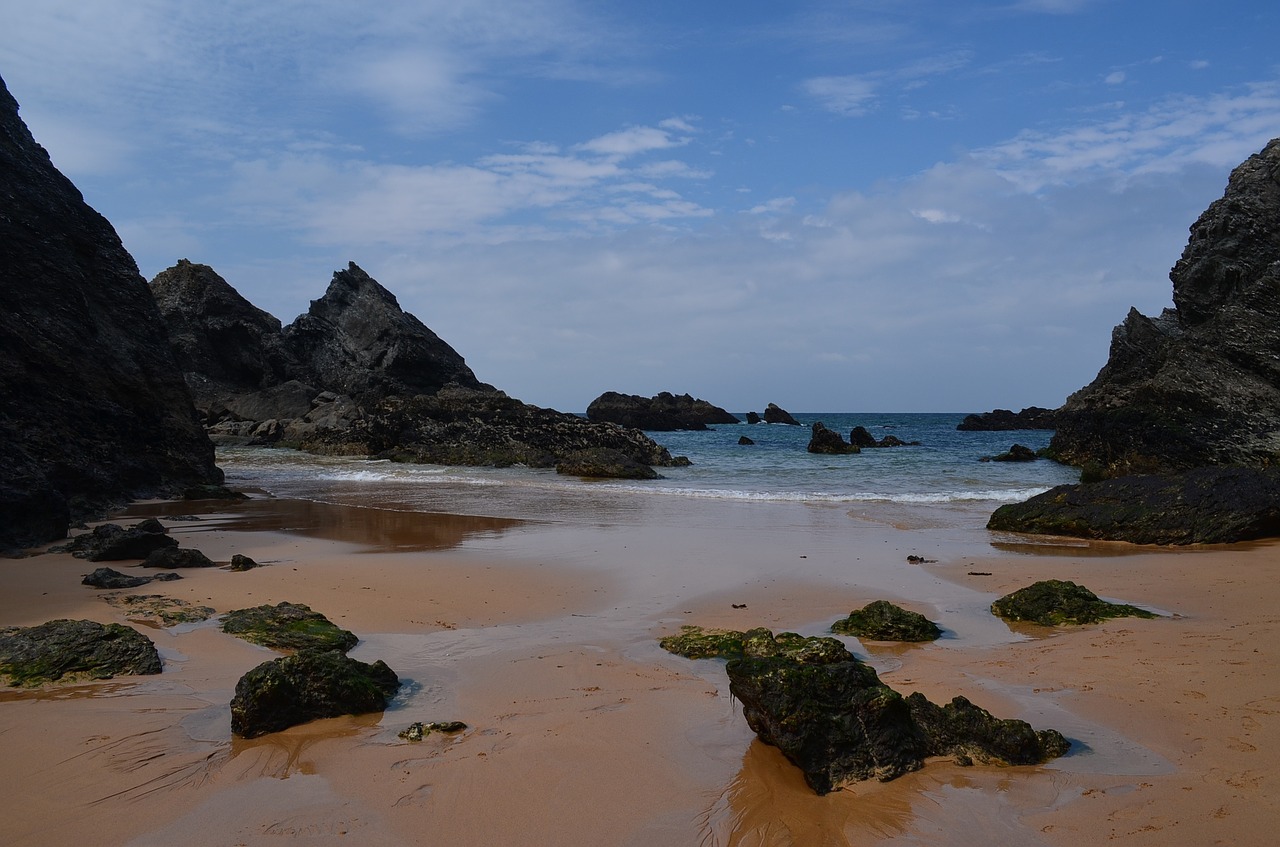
[957,407,1058,431]
[585,391,739,431]
[806,422,918,454]
[746,404,800,425]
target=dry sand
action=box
[1,496,1277,845]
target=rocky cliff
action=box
[0,75,221,550]
[1050,138,1280,478]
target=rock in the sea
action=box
[981,444,1038,463]
[745,411,761,425]
[807,422,859,455]
[229,648,400,738]
[82,566,155,589]
[141,547,217,569]
[721,629,1066,794]
[56,519,177,561]
[957,408,1059,431]
[831,601,942,642]
[1049,138,1280,478]
[738,435,755,445]
[990,580,1158,626]
[0,76,221,551]
[0,619,162,686]
[988,466,1280,544]
[763,403,800,425]
[849,426,879,449]
[585,391,739,431]
[555,448,660,480]
[220,602,359,652]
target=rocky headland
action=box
[0,75,221,550]
[586,391,739,431]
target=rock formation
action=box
[830,601,942,642]
[956,407,1058,432]
[0,619,162,685]
[0,75,221,550]
[585,391,739,430]
[807,422,859,454]
[763,403,800,425]
[1050,138,1280,477]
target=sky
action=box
[2,1,1278,413]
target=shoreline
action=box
[1,493,1277,845]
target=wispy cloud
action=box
[803,75,880,116]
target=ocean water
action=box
[215,412,1079,530]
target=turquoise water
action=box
[216,413,1078,528]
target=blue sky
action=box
[2,1,1278,412]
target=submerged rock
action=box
[987,466,1280,544]
[831,601,942,642]
[738,435,755,445]
[55,519,176,562]
[807,422,859,455]
[585,391,739,431]
[229,648,400,738]
[220,602,359,652]
[0,619,162,686]
[990,580,1158,626]
[555,448,660,480]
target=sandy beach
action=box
[2,493,1277,846]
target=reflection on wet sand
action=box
[125,497,525,553]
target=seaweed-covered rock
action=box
[104,595,216,627]
[991,580,1158,626]
[229,554,260,571]
[0,619,162,686]
[831,601,942,642]
[82,566,154,589]
[141,547,217,569]
[659,626,749,659]
[721,630,1067,794]
[229,648,400,738]
[988,466,1280,544]
[220,602,359,652]
[807,422,859,455]
[56,519,176,561]
[399,720,467,741]
[555,447,660,480]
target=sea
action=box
[215,412,1079,533]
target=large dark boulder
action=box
[763,403,800,425]
[807,422,859,455]
[831,601,942,642]
[282,263,483,404]
[0,619,162,686]
[141,547,217,569]
[555,448,660,480]
[0,75,221,550]
[990,580,1158,625]
[585,391,739,431]
[1049,138,1280,478]
[220,602,359,652]
[988,466,1280,544]
[957,407,1058,431]
[54,519,176,561]
[229,648,400,738]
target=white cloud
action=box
[746,197,797,215]
[803,75,879,116]
[1105,71,1126,85]
[577,125,690,157]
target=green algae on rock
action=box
[991,580,1159,626]
[220,601,358,652]
[831,600,942,642]
[0,619,162,686]
[104,594,217,627]
[658,625,748,659]
[399,721,468,741]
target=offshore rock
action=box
[990,580,1158,625]
[1050,138,1280,478]
[586,391,740,431]
[229,648,400,738]
[745,411,761,424]
[807,422,859,454]
[831,601,942,642]
[763,403,800,425]
[987,466,1280,544]
[555,448,660,480]
[981,444,1038,463]
[221,602,359,653]
[0,75,220,550]
[721,629,1066,794]
[957,407,1058,432]
[0,619,162,686]
[55,519,176,561]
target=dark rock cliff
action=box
[586,391,740,430]
[1050,138,1280,477]
[0,75,221,550]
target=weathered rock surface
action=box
[831,601,942,642]
[229,648,400,738]
[82,566,176,589]
[990,580,1159,625]
[555,448,660,480]
[586,391,739,431]
[0,619,162,686]
[54,519,176,561]
[763,403,800,425]
[957,408,1058,432]
[988,466,1280,544]
[104,594,215,627]
[1049,138,1280,478]
[220,602,359,652]
[807,422,859,455]
[141,547,217,569]
[714,629,1066,794]
[0,76,221,550]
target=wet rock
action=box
[229,554,261,571]
[831,601,942,642]
[807,422,859,455]
[220,602,359,652]
[82,566,154,589]
[183,484,248,501]
[230,648,400,738]
[555,447,661,480]
[399,720,467,741]
[738,435,755,445]
[104,595,216,627]
[658,626,749,659]
[905,694,1070,766]
[990,580,1158,626]
[987,466,1280,544]
[763,403,800,425]
[55,519,177,562]
[586,391,739,431]
[0,619,162,686]
[141,547,217,569]
[981,444,1038,463]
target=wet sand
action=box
[1,495,1277,845]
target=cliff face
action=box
[1051,138,1280,477]
[0,75,221,549]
